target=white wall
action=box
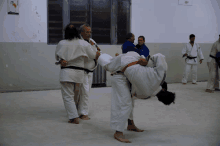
[0,0,220,92]
[210,0,220,35]
[131,0,219,44]
[0,0,47,42]
[0,0,219,43]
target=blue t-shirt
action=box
[122,41,138,54]
[136,44,150,58]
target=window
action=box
[47,0,131,45]
[117,0,131,44]
[48,0,63,44]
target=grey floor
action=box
[0,82,220,146]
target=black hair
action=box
[126,33,134,40]
[189,34,195,39]
[156,90,176,106]
[161,81,167,91]
[64,23,80,40]
[138,36,145,41]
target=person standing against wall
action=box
[121,33,137,54]
[182,34,204,85]
[205,35,220,93]
[135,36,150,58]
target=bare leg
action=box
[114,131,131,143]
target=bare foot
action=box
[127,125,144,132]
[68,118,79,124]
[182,83,186,85]
[205,89,214,93]
[114,132,131,143]
[80,115,90,120]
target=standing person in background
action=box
[136,36,150,58]
[60,23,100,120]
[182,34,204,85]
[205,35,220,93]
[55,24,100,124]
[121,33,137,54]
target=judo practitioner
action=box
[205,35,220,93]
[61,23,100,120]
[75,24,100,120]
[182,34,204,85]
[55,23,100,124]
[97,52,175,143]
[136,36,150,58]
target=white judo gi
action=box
[206,40,220,91]
[55,38,97,120]
[182,43,204,84]
[74,37,98,116]
[98,52,167,131]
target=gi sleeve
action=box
[55,41,62,61]
[209,42,218,56]
[182,44,187,55]
[197,43,204,60]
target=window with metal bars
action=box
[47,0,131,45]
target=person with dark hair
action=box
[55,23,100,124]
[97,52,175,143]
[136,36,150,58]
[182,34,204,85]
[60,23,101,121]
[205,35,220,93]
[121,33,138,54]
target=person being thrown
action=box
[97,51,175,143]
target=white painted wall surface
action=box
[0,0,47,42]
[0,0,220,91]
[131,0,219,44]
[0,0,219,43]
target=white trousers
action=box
[74,72,93,116]
[110,74,134,132]
[182,63,197,83]
[60,82,79,120]
[206,59,219,90]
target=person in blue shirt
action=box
[122,33,138,54]
[136,36,150,58]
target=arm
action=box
[182,45,187,57]
[210,43,217,56]
[55,43,61,61]
[55,42,67,66]
[197,44,204,61]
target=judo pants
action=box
[206,59,219,90]
[60,82,79,120]
[110,74,134,132]
[182,63,197,84]
[74,72,93,116]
